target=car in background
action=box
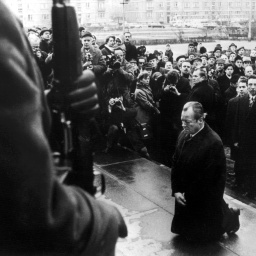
[148,23,165,28]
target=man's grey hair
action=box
[183,101,206,120]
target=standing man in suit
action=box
[233,75,256,197]
[225,77,248,161]
[187,68,216,129]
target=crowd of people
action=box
[28,26,256,199]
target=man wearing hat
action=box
[174,55,186,73]
[233,55,245,76]
[237,46,245,57]
[213,47,222,59]
[188,52,196,60]
[200,54,208,67]
[81,31,106,75]
[39,27,52,54]
[243,56,252,68]
[78,26,86,38]
[229,43,237,53]
[229,52,237,64]
[165,43,173,63]
[147,53,159,74]
[214,58,225,79]
[207,55,216,70]
[191,57,202,73]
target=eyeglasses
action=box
[139,62,145,64]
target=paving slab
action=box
[96,152,256,256]
[100,176,236,256]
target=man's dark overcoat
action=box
[171,124,226,239]
[187,80,215,126]
[233,95,256,187]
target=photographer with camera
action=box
[104,95,142,155]
[159,70,191,166]
[81,31,107,75]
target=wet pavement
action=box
[94,146,256,256]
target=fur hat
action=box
[213,47,222,54]
[234,55,243,63]
[39,27,52,36]
[148,53,157,62]
[237,46,245,52]
[176,55,186,62]
[81,31,93,38]
[229,43,237,49]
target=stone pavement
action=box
[94,146,256,256]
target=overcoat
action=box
[171,124,226,239]
[233,95,256,179]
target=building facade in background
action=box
[2,0,255,28]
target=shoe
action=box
[226,208,240,234]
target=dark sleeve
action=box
[92,51,107,76]
[171,133,184,196]
[0,10,125,254]
[178,78,191,100]
[135,90,155,111]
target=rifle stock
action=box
[51,0,102,196]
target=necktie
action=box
[249,97,255,109]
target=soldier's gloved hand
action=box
[86,200,128,256]
[67,70,99,118]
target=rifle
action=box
[51,0,104,196]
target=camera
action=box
[137,45,146,57]
[106,55,121,69]
[84,51,92,62]
[109,97,122,106]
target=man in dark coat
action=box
[225,77,248,161]
[39,28,52,54]
[233,75,256,197]
[124,31,137,62]
[233,55,245,76]
[0,1,127,254]
[159,69,191,166]
[81,31,107,75]
[187,68,216,129]
[171,102,240,242]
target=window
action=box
[18,4,22,12]
[184,2,190,8]
[85,2,90,8]
[40,3,47,9]
[86,14,90,19]
[174,2,178,7]
[146,11,152,18]
[159,2,164,7]
[28,14,33,21]
[98,12,105,18]
[42,14,49,20]
[193,2,199,7]
[146,1,153,8]
[98,1,105,9]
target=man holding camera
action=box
[81,31,106,75]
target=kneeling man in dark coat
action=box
[171,101,240,242]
